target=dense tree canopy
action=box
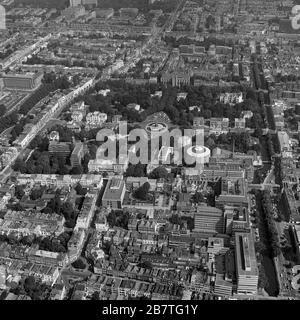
[134,182,150,201]
[125,163,147,177]
[148,166,168,180]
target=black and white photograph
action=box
[0,0,299,314]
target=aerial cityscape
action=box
[0,0,299,303]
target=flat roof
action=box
[235,232,258,276]
[102,177,125,201]
[196,205,223,217]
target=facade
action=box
[85,112,107,129]
[75,189,98,230]
[214,273,233,297]
[210,118,229,135]
[235,118,246,129]
[88,157,128,175]
[193,117,204,128]
[2,72,43,91]
[161,71,191,87]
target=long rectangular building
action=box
[2,72,43,91]
[102,177,126,209]
[193,206,224,234]
[235,232,258,295]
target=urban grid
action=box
[0,0,298,302]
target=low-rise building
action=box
[210,118,229,135]
[85,112,107,129]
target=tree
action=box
[255,241,266,254]
[30,188,44,200]
[24,276,36,292]
[65,220,76,229]
[61,202,74,221]
[91,291,100,300]
[70,166,83,175]
[20,235,35,246]
[258,264,269,289]
[148,166,168,180]
[43,207,53,215]
[29,136,49,151]
[88,144,98,159]
[47,193,62,214]
[115,211,130,229]
[134,182,150,201]
[57,232,71,247]
[75,183,87,196]
[169,214,182,225]
[192,192,205,204]
[107,210,116,227]
[15,185,25,200]
[0,104,6,117]
[164,105,179,123]
[205,137,215,149]
[246,88,257,101]
[125,163,146,177]
[58,165,69,175]
[13,159,27,173]
[72,259,86,269]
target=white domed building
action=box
[185,145,211,167]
